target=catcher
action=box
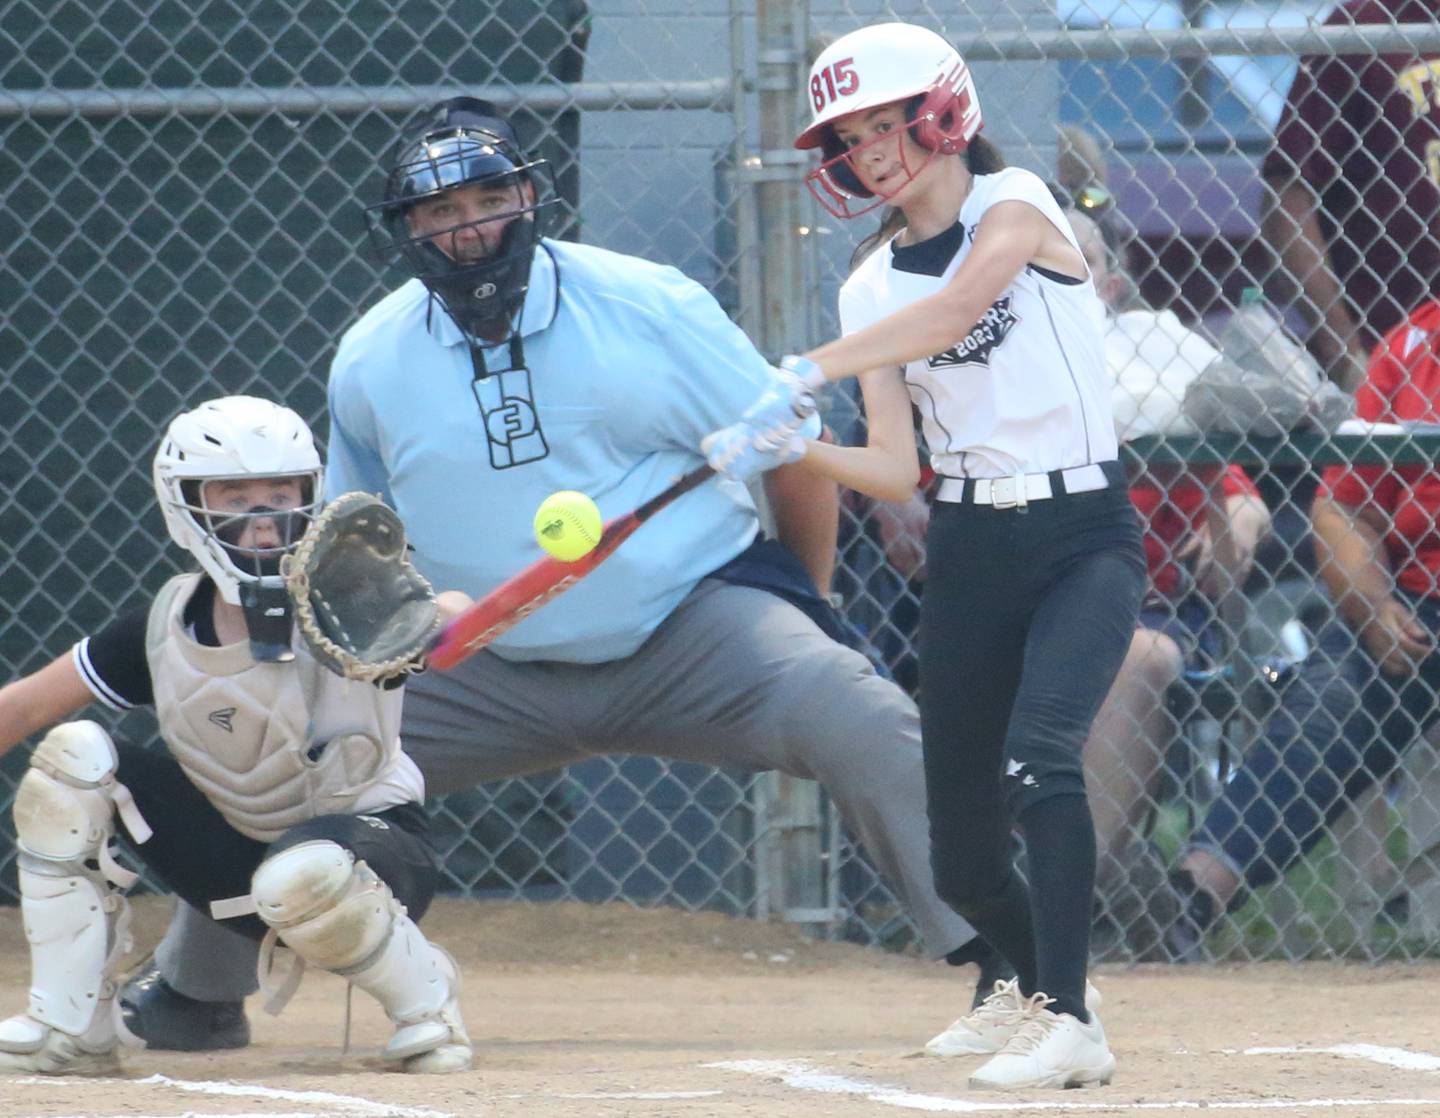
[0,394,471,1076]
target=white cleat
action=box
[0,1013,123,1077]
[967,1001,1116,1090]
[925,978,1101,1057]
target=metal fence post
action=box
[750,0,811,359]
[743,0,841,938]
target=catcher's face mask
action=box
[198,477,313,580]
[190,475,319,663]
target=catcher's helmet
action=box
[365,97,557,343]
[153,396,322,607]
[796,23,983,219]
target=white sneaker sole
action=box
[924,982,1103,1058]
[969,1054,1116,1090]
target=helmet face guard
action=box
[366,101,559,343]
[809,113,945,220]
[153,396,323,603]
[178,483,315,582]
[176,478,318,662]
[795,24,983,220]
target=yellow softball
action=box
[533,491,603,562]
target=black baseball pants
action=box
[920,477,1145,1018]
[115,742,439,942]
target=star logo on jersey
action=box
[208,707,237,733]
[1005,758,1038,787]
[927,296,1019,369]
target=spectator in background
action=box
[1262,0,1440,394]
[1068,212,1271,957]
[1057,124,1106,200]
[1057,124,1141,280]
[1157,297,1440,960]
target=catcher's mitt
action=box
[283,491,441,684]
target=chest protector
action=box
[146,574,407,842]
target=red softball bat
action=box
[427,464,716,671]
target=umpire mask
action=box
[367,97,558,345]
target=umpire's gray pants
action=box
[156,580,976,999]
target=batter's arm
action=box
[802,201,1061,383]
[802,365,920,503]
[764,431,839,595]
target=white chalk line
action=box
[556,1090,725,1099]
[4,1072,454,1118]
[5,1113,322,1118]
[707,1058,1440,1113]
[1243,1045,1440,1072]
[11,1044,1440,1116]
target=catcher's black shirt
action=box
[77,577,219,710]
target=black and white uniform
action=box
[76,573,438,941]
[840,167,1146,1018]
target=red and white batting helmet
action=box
[796,23,983,218]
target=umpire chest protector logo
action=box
[473,367,549,469]
[926,296,1019,369]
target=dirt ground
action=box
[2,896,1439,1118]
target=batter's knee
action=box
[1001,759,1087,817]
[1002,706,1091,817]
[932,856,1021,927]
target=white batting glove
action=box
[702,410,822,480]
[701,356,825,480]
[746,355,824,444]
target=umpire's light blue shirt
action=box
[327,239,778,663]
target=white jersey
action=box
[839,166,1116,478]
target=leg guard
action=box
[0,722,144,1075]
[251,841,471,1073]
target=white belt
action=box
[936,463,1110,509]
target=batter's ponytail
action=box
[965,136,1006,175]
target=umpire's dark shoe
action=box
[120,961,250,1051]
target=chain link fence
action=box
[3,0,1439,964]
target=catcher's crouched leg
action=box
[0,723,144,1075]
[251,841,472,1074]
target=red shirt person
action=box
[1320,297,1440,605]
[1131,467,1263,601]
